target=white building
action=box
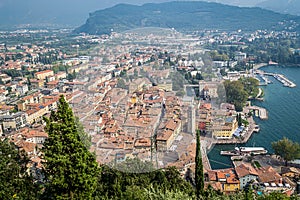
[235,163,258,189]
[235,52,247,62]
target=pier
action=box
[256,70,296,88]
[247,106,268,120]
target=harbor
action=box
[209,65,300,170]
[256,70,296,88]
[201,114,261,170]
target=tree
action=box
[0,139,38,199]
[224,80,248,112]
[195,130,204,199]
[195,72,203,80]
[272,137,300,166]
[42,96,100,199]
[237,113,242,127]
[117,78,127,89]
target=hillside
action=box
[257,0,300,16]
[75,1,300,35]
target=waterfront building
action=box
[211,116,238,139]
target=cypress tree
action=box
[195,130,204,199]
[42,96,100,199]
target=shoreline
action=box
[253,63,267,70]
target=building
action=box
[23,129,48,144]
[281,167,300,179]
[156,119,181,151]
[55,71,67,80]
[211,116,238,139]
[235,52,247,62]
[0,74,12,84]
[235,163,258,189]
[187,104,196,135]
[206,168,240,193]
[34,70,54,80]
[199,81,219,99]
[129,78,146,93]
[0,112,27,133]
[16,84,29,95]
[30,79,44,89]
[257,166,282,184]
[157,80,173,92]
[156,130,175,151]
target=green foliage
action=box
[239,77,259,98]
[224,80,248,111]
[245,37,300,64]
[195,130,204,199]
[209,50,229,61]
[95,161,195,200]
[116,78,128,89]
[0,139,38,199]
[143,186,196,200]
[272,137,300,166]
[224,78,259,111]
[171,71,185,91]
[42,96,100,199]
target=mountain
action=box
[257,0,300,16]
[75,1,300,35]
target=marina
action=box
[256,70,296,88]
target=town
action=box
[1,27,300,197]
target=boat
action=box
[220,147,267,156]
[253,125,260,133]
[238,147,268,155]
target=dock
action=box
[246,106,268,120]
[256,70,296,88]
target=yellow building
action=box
[212,117,238,139]
[216,169,240,193]
[34,70,54,80]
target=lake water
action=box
[208,65,300,169]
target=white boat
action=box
[220,147,268,156]
[238,147,268,155]
[253,125,260,132]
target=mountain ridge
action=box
[257,0,300,16]
[75,1,300,35]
